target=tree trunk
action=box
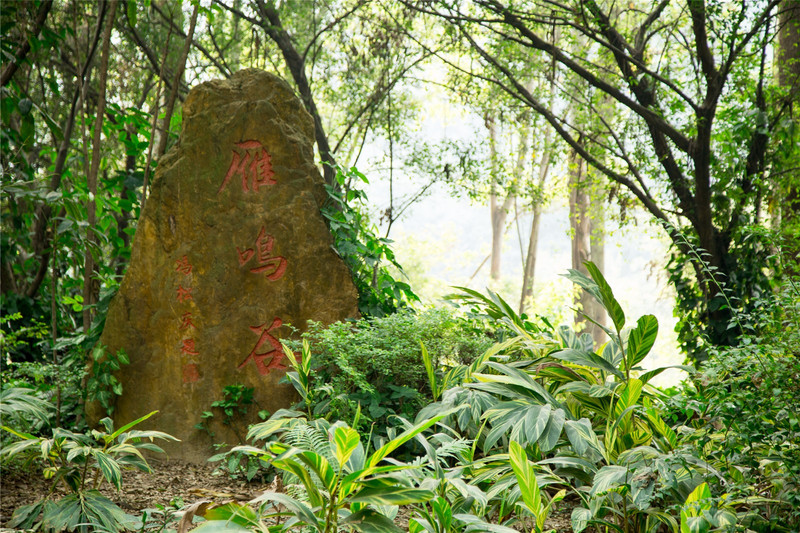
[257,0,338,187]
[569,141,593,332]
[588,190,606,346]
[778,0,800,273]
[519,129,552,314]
[82,0,117,334]
[156,3,198,159]
[1,0,53,87]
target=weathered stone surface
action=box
[99,69,359,461]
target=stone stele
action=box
[98,69,359,461]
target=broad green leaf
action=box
[684,482,711,505]
[456,513,519,532]
[571,507,592,533]
[639,365,694,385]
[296,450,337,494]
[645,408,678,450]
[564,418,605,462]
[364,407,462,473]
[614,379,643,415]
[8,501,45,530]
[351,485,434,505]
[250,491,320,529]
[562,269,603,304]
[333,426,360,471]
[626,315,658,368]
[341,507,404,533]
[559,381,615,398]
[94,450,123,490]
[421,341,438,401]
[509,441,541,514]
[539,406,566,452]
[584,261,626,331]
[550,348,624,379]
[110,410,159,440]
[591,465,630,496]
[199,502,262,530]
[0,435,41,459]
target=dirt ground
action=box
[0,458,574,531]
[0,457,269,530]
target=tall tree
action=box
[413,0,790,359]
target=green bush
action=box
[290,307,493,436]
[664,276,800,531]
[665,348,800,530]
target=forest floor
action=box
[0,458,574,531]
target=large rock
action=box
[99,69,359,461]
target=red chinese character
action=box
[176,285,193,302]
[180,312,196,330]
[236,247,255,266]
[236,226,287,280]
[238,317,288,375]
[218,140,276,194]
[183,363,200,384]
[180,338,199,356]
[175,255,193,275]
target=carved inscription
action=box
[236,226,287,280]
[238,317,288,376]
[175,255,199,384]
[217,140,276,194]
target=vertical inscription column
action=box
[218,140,289,377]
[174,255,199,383]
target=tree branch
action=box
[1,0,54,87]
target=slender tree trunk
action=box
[83,0,117,334]
[778,0,800,273]
[588,190,606,346]
[156,3,198,159]
[520,127,553,314]
[1,0,53,87]
[486,113,515,282]
[141,20,175,213]
[257,0,338,187]
[569,138,593,330]
[25,5,106,299]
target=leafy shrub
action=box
[422,264,707,532]
[1,409,177,532]
[665,341,800,530]
[321,165,420,317]
[194,413,459,533]
[290,307,493,436]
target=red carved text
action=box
[218,140,276,194]
[238,317,287,375]
[236,226,287,280]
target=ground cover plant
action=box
[182,263,800,532]
[1,408,177,532]
[3,260,799,531]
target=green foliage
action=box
[86,345,129,416]
[508,441,565,533]
[664,290,800,531]
[322,165,419,317]
[195,413,460,533]
[666,224,779,362]
[0,386,52,435]
[1,409,177,532]
[285,308,493,439]
[425,264,703,532]
[199,384,270,482]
